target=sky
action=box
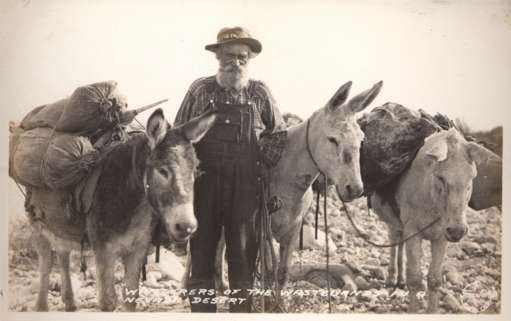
[1,0,510,133]
[0,0,510,216]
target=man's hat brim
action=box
[205,38,262,55]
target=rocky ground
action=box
[8,193,501,313]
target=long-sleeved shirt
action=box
[174,75,285,138]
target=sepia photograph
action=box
[0,0,508,319]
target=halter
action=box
[305,118,326,177]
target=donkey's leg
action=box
[277,222,301,287]
[386,228,399,287]
[426,239,447,313]
[405,233,424,313]
[33,233,54,311]
[95,249,117,311]
[56,250,77,311]
[396,231,406,288]
[121,249,147,312]
[214,230,228,292]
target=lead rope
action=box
[305,119,332,313]
[342,197,441,248]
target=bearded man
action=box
[174,27,285,313]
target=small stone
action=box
[369,280,382,289]
[366,258,380,266]
[364,265,387,280]
[354,276,371,290]
[445,271,464,288]
[461,241,481,255]
[358,290,375,302]
[443,293,461,312]
[481,243,496,253]
[473,235,497,244]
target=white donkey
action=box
[370,128,495,313]
[182,80,383,289]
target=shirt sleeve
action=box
[255,81,286,134]
[174,78,209,126]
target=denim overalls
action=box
[188,98,264,312]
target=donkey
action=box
[269,81,383,285]
[182,81,383,289]
[25,108,216,311]
[370,128,495,313]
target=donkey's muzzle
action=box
[164,203,198,243]
[445,224,468,242]
[174,221,197,240]
[339,184,364,202]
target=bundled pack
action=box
[9,127,99,189]
[20,81,128,136]
[20,98,68,130]
[358,102,440,193]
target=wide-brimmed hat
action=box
[205,27,262,56]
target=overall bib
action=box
[188,100,263,312]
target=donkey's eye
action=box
[157,167,170,179]
[327,137,339,146]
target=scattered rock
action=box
[146,249,185,281]
[328,227,344,241]
[292,225,337,256]
[364,265,387,280]
[443,293,461,312]
[354,276,371,290]
[481,243,496,253]
[366,258,380,266]
[358,290,375,302]
[445,271,463,288]
[473,235,497,244]
[461,241,481,256]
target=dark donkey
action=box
[25,109,216,311]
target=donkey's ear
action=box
[179,110,217,143]
[426,139,448,162]
[327,81,352,111]
[466,141,498,166]
[146,108,168,150]
[344,81,383,114]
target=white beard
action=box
[216,66,249,91]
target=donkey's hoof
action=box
[34,302,49,312]
[65,303,78,312]
[99,302,116,312]
[123,302,137,312]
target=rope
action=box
[322,173,332,313]
[134,117,145,130]
[315,190,320,240]
[14,181,26,198]
[341,197,441,248]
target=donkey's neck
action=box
[273,113,321,193]
[92,134,151,234]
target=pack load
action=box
[358,102,441,193]
[9,127,98,189]
[20,98,68,131]
[10,82,166,190]
[20,81,128,137]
